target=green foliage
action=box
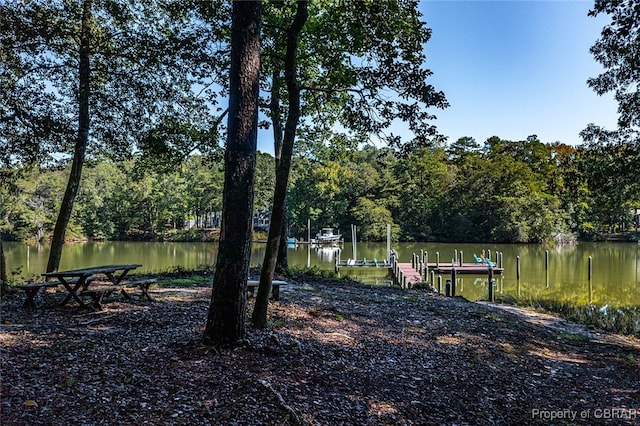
[0,0,228,167]
[588,0,640,131]
[2,133,638,244]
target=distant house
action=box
[253,211,271,231]
[184,212,221,229]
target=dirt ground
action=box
[1,276,639,425]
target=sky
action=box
[419,0,619,146]
[255,0,619,153]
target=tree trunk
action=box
[268,70,289,274]
[276,207,289,273]
[46,0,92,273]
[252,0,308,328]
[0,236,7,297]
[202,0,261,346]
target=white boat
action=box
[315,228,342,245]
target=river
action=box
[4,241,639,307]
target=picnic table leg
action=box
[22,288,39,309]
[105,270,131,286]
[105,270,134,299]
[138,283,153,301]
[58,277,90,308]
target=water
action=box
[4,241,639,307]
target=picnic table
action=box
[42,264,143,309]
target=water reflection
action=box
[4,241,639,307]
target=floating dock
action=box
[336,259,391,268]
[423,262,504,275]
[335,260,503,275]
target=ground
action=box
[1,276,639,425]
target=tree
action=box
[0,236,6,296]
[252,0,308,329]
[584,1,640,199]
[46,0,93,273]
[202,0,261,346]
[588,0,640,131]
[253,0,446,326]
[1,0,226,271]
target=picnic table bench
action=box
[17,277,96,309]
[80,278,156,310]
[246,280,287,301]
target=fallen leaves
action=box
[1,277,639,425]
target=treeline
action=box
[1,135,639,244]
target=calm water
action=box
[4,241,640,307]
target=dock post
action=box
[436,252,440,267]
[430,270,435,287]
[588,256,593,303]
[394,262,399,286]
[445,279,451,296]
[451,266,457,297]
[516,256,520,280]
[411,253,415,269]
[545,250,549,271]
[459,250,464,266]
[454,249,458,265]
[488,267,495,302]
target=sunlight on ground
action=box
[368,400,398,416]
[435,335,464,346]
[528,347,588,364]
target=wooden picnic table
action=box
[42,264,142,309]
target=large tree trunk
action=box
[46,0,92,273]
[202,0,261,346]
[252,0,308,328]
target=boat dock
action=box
[336,259,503,278]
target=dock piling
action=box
[451,265,457,297]
[488,267,495,302]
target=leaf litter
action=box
[1,276,639,425]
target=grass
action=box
[497,296,640,337]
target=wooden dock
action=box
[390,261,504,289]
[392,263,424,287]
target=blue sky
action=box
[420,0,619,146]
[256,0,619,153]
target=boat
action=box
[315,228,343,245]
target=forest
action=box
[2,134,639,245]
[2,0,639,255]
